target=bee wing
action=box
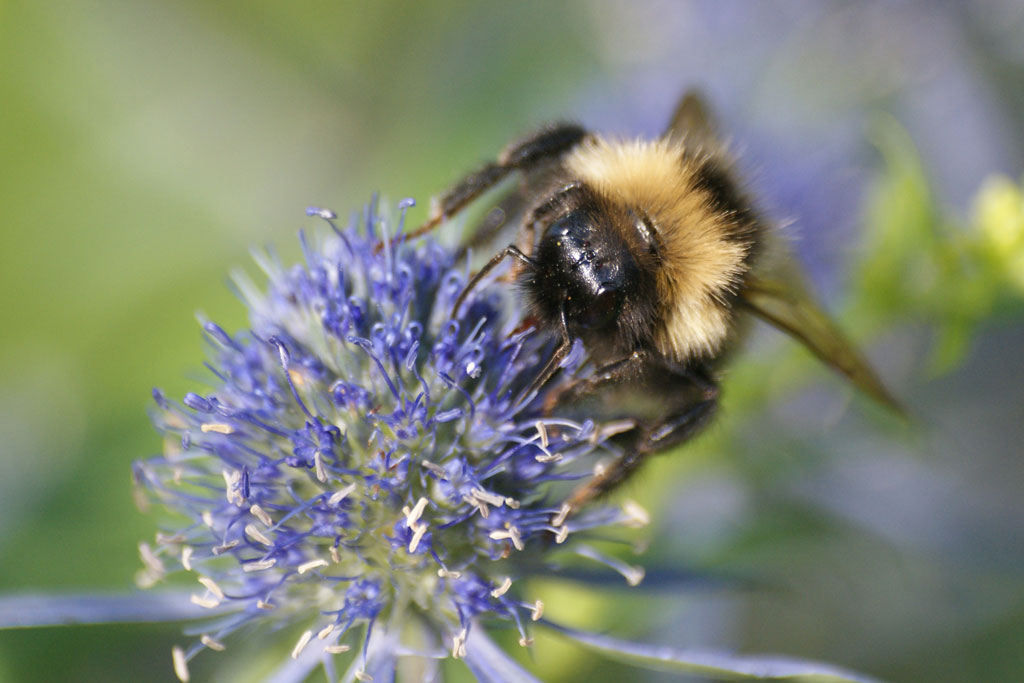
[739,265,905,415]
[667,90,902,414]
[664,90,718,146]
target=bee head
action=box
[530,207,639,334]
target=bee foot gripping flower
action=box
[133,200,642,681]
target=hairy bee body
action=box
[404,91,899,514]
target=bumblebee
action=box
[403,91,901,514]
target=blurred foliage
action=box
[973,175,1024,298]
[857,118,1024,373]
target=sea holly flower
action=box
[60,199,870,682]
[132,199,656,681]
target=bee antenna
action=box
[452,245,534,318]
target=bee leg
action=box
[455,190,527,260]
[541,351,645,416]
[449,190,551,322]
[382,124,589,251]
[561,370,719,516]
[519,303,572,404]
[452,244,534,317]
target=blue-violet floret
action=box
[133,201,644,681]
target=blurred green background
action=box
[2,1,1024,681]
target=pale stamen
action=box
[551,503,571,527]
[324,644,350,654]
[212,540,239,555]
[245,524,273,546]
[172,646,190,682]
[491,576,512,598]
[291,630,313,659]
[242,559,276,572]
[328,482,357,506]
[201,423,234,434]
[621,499,650,527]
[314,451,327,483]
[409,523,428,553]
[535,420,549,448]
[406,496,429,527]
[297,558,329,574]
[189,594,220,609]
[249,504,273,526]
[200,634,225,651]
[452,628,468,659]
[198,576,224,600]
[139,542,165,575]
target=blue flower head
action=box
[133,200,646,681]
